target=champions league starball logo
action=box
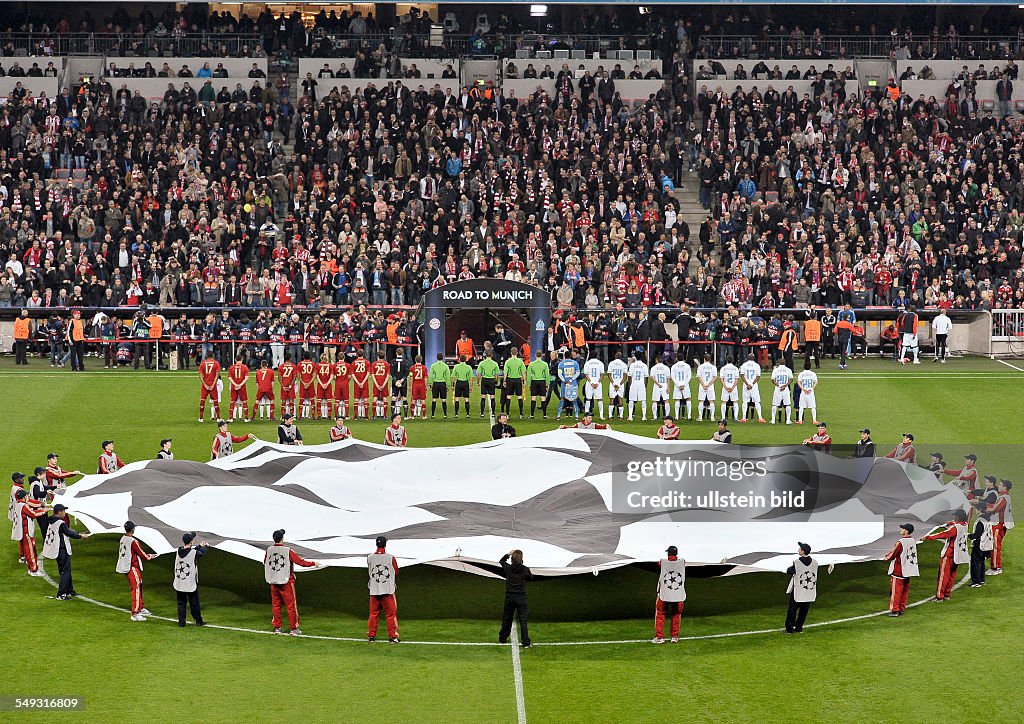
[663,571,684,590]
[57,433,976,576]
[268,552,288,572]
[799,571,817,590]
[175,561,192,580]
[45,527,57,547]
[906,548,917,565]
[371,564,391,583]
[119,542,129,560]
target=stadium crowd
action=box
[0,7,1022,370]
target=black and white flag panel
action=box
[57,431,967,577]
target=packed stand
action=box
[689,61,1024,312]
[0,20,699,362]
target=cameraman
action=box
[130,309,152,370]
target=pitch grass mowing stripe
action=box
[37,561,970,647]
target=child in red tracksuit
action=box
[922,510,969,601]
[265,529,320,635]
[987,480,1013,574]
[119,521,155,621]
[367,535,400,643]
[13,489,46,574]
[652,545,685,644]
[882,523,919,616]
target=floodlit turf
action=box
[1,356,1022,723]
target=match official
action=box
[478,350,501,418]
[428,353,450,418]
[502,347,527,418]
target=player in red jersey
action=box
[409,355,428,419]
[315,354,335,419]
[198,354,222,422]
[227,355,251,422]
[333,358,350,418]
[255,359,277,420]
[278,359,298,417]
[371,357,391,419]
[297,353,317,419]
[351,350,370,419]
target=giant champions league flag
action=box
[57,431,968,576]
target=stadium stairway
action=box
[675,169,706,272]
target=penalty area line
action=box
[36,563,969,648]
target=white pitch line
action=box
[995,359,1024,372]
[510,620,528,724]
[35,562,971,648]
[0,372,188,378]
[806,376,1015,382]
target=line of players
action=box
[196,346,822,426]
[545,349,820,426]
[197,347,430,423]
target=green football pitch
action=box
[2,356,1022,723]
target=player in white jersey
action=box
[718,358,741,422]
[770,363,794,424]
[581,356,607,418]
[649,359,671,420]
[796,368,819,424]
[670,357,692,420]
[738,354,765,422]
[626,356,650,421]
[695,354,718,421]
[606,352,629,419]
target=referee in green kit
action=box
[477,349,501,418]
[527,351,550,419]
[501,347,527,418]
[428,353,451,418]
[452,355,474,418]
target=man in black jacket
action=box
[173,532,208,627]
[853,428,875,458]
[491,412,517,440]
[43,504,91,599]
[29,468,54,540]
[390,348,410,417]
[649,312,669,361]
[498,549,533,647]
